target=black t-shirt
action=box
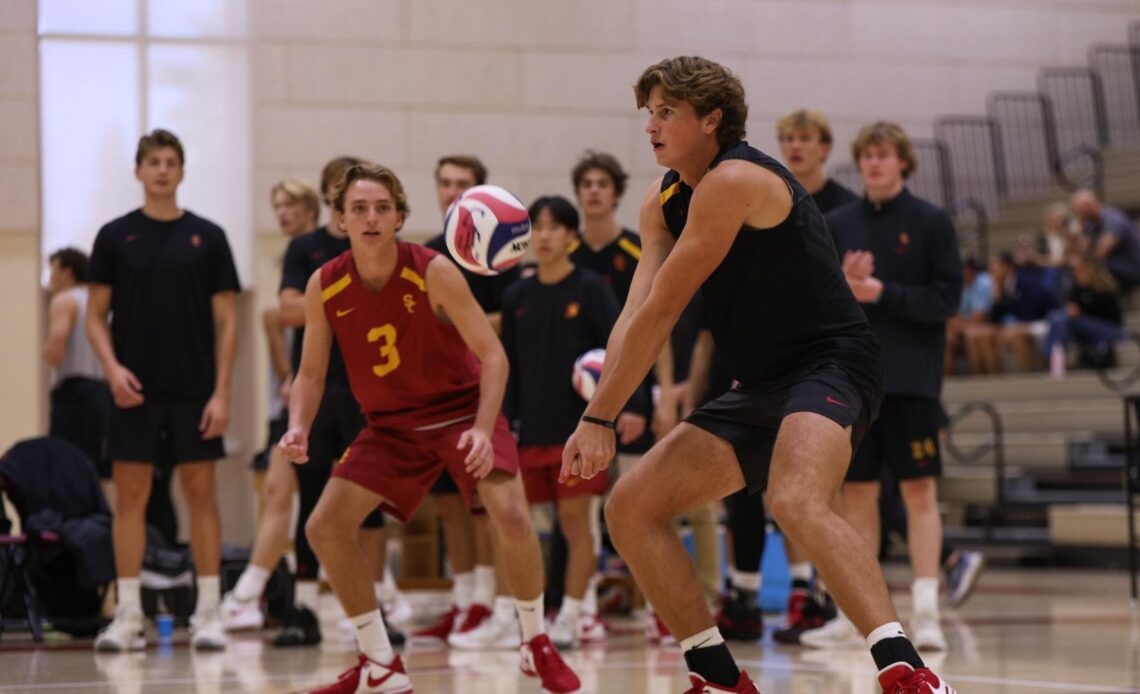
[812,178,859,216]
[501,267,623,446]
[660,141,881,390]
[828,189,963,399]
[682,293,734,407]
[88,209,240,400]
[569,229,641,306]
[280,226,351,386]
[425,233,521,313]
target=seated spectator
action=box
[1071,188,1140,292]
[1042,255,1125,378]
[946,256,993,375]
[1034,202,1080,268]
[964,253,1056,373]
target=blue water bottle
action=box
[157,613,175,646]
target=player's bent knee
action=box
[305,511,337,551]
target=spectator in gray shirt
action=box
[1071,188,1140,291]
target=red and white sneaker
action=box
[645,611,677,646]
[577,613,607,644]
[683,671,761,693]
[409,606,459,645]
[520,634,581,693]
[878,663,956,694]
[453,603,492,635]
[307,654,413,694]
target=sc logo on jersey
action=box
[403,294,416,314]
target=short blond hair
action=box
[851,121,918,179]
[776,110,834,145]
[270,178,321,220]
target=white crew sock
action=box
[514,595,544,642]
[866,621,907,648]
[557,596,582,624]
[790,563,813,583]
[583,573,600,616]
[233,565,271,602]
[295,580,320,614]
[452,571,474,610]
[912,578,939,615]
[473,565,496,607]
[352,609,393,663]
[197,575,221,612]
[730,569,762,593]
[117,577,142,613]
[680,626,724,652]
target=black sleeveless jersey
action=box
[659,141,881,388]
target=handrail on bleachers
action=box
[944,400,1007,541]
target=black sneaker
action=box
[772,591,837,645]
[272,605,321,648]
[714,589,764,641]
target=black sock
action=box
[684,643,741,688]
[791,578,811,592]
[870,636,925,672]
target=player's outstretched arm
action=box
[427,256,508,478]
[282,270,332,463]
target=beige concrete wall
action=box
[249,0,1140,239]
[0,0,42,453]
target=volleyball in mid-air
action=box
[443,184,531,275]
[572,348,606,402]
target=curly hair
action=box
[634,56,748,148]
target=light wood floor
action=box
[1,566,1139,693]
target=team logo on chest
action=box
[564,302,580,319]
[613,255,627,273]
[896,230,910,255]
[403,294,417,314]
[191,233,201,248]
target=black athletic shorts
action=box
[304,385,384,528]
[430,469,461,494]
[685,362,881,494]
[50,376,113,478]
[108,396,226,465]
[846,395,942,482]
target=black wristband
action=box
[581,415,617,430]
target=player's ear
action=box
[703,108,723,134]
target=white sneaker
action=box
[448,609,521,650]
[381,590,414,627]
[94,607,146,652]
[577,613,607,644]
[190,606,228,650]
[801,614,862,649]
[911,612,947,652]
[220,592,263,632]
[548,611,580,650]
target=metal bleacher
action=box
[834,22,1140,566]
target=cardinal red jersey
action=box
[320,242,481,430]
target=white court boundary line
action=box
[1,656,1138,693]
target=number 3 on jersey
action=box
[367,324,401,377]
